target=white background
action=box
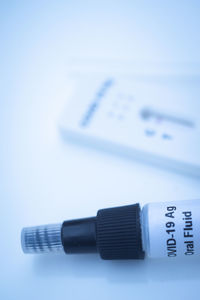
[1,1,200,299]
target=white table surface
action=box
[1,1,200,299]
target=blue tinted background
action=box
[1,1,200,299]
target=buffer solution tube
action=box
[21,200,200,260]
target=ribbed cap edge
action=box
[96,204,144,260]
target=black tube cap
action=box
[61,217,97,253]
[96,203,144,260]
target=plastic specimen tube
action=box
[21,200,200,259]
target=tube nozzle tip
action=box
[21,223,63,254]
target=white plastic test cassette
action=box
[60,64,200,176]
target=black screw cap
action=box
[96,203,145,260]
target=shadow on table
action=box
[33,253,200,284]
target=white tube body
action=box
[141,200,200,258]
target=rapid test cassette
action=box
[60,72,200,176]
